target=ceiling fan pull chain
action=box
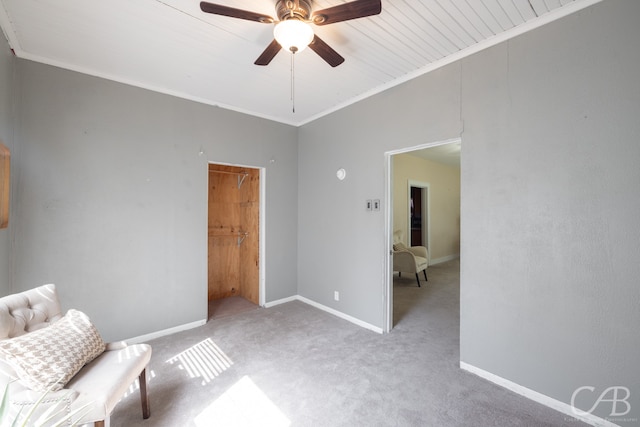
[291,52,296,113]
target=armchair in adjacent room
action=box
[393,234,429,287]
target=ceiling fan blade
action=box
[254,39,282,66]
[200,2,274,23]
[311,0,381,26]
[308,35,345,67]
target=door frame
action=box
[208,161,266,307]
[383,137,461,333]
[407,181,430,258]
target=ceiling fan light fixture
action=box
[274,20,314,53]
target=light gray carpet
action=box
[208,296,259,321]
[111,260,587,426]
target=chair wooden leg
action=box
[423,270,428,281]
[415,273,421,287]
[139,368,151,419]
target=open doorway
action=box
[207,162,265,320]
[384,138,461,332]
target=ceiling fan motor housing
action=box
[276,0,313,21]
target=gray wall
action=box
[7,60,298,342]
[460,0,639,419]
[299,0,638,420]
[0,35,13,295]
[298,64,463,326]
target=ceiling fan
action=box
[199,0,382,67]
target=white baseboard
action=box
[263,295,298,308]
[460,362,619,427]
[126,319,207,344]
[296,296,383,334]
[266,294,383,333]
[430,254,460,265]
[125,294,382,344]
[124,295,383,344]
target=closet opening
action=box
[207,163,261,320]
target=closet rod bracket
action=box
[237,232,248,247]
[237,173,248,189]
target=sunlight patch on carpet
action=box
[166,338,233,385]
[194,376,290,427]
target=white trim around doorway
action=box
[383,137,461,333]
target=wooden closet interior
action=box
[207,163,260,307]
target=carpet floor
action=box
[111,259,587,426]
[208,296,259,321]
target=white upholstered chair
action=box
[393,230,429,287]
[0,284,151,426]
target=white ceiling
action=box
[0,0,600,126]
[410,141,461,168]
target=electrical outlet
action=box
[373,199,380,211]
[334,291,339,301]
[366,200,372,211]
